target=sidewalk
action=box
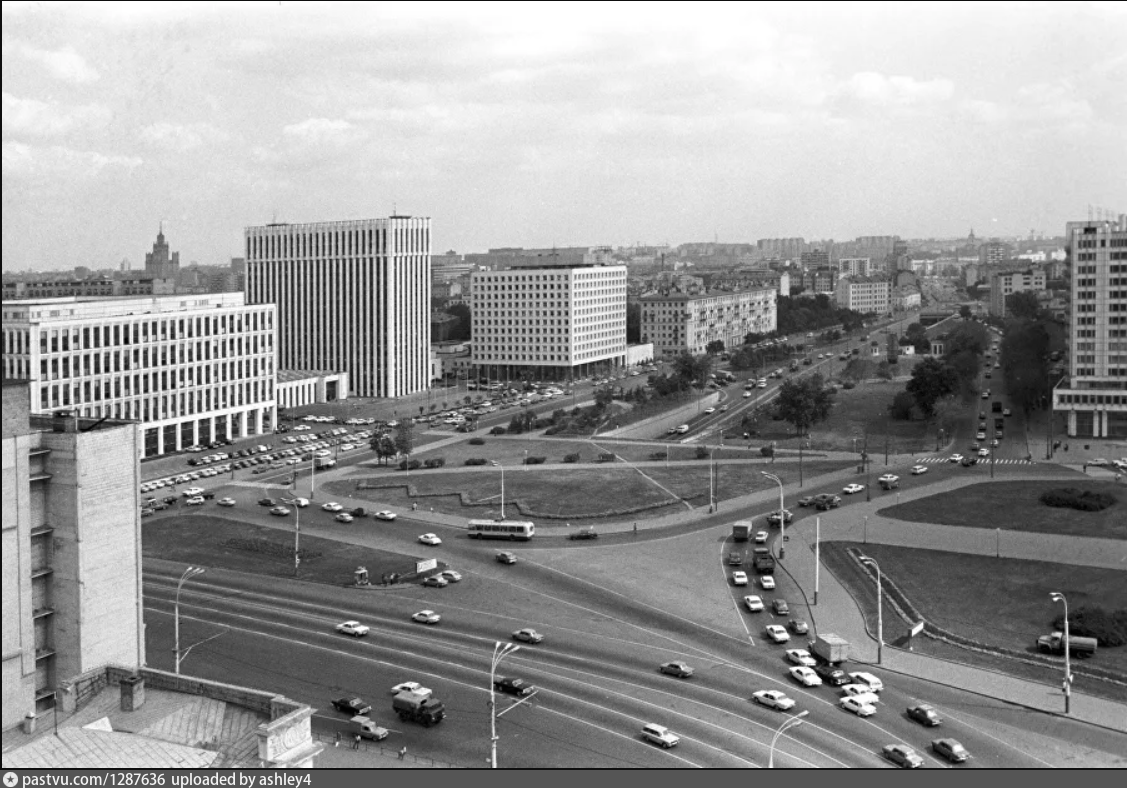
[313,733,459,768]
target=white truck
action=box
[810,633,850,665]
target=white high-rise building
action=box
[471,260,627,379]
[1053,215,1127,439]
[1,293,276,457]
[834,276,892,314]
[245,216,431,398]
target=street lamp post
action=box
[859,556,883,665]
[174,566,206,674]
[1050,592,1071,714]
[499,464,506,520]
[282,497,301,576]
[768,710,808,768]
[762,471,785,559]
[814,516,820,605]
[710,448,716,512]
[490,641,521,768]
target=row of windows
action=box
[38,378,272,415]
[247,223,428,261]
[21,312,273,355]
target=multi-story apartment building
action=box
[836,257,873,277]
[640,287,777,358]
[471,260,627,379]
[834,276,892,314]
[2,382,145,729]
[245,216,431,399]
[988,269,1047,317]
[1,293,276,457]
[2,277,176,300]
[799,249,829,269]
[1053,215,1127,439]
[979,241,1012,265]
[892,287,922,311]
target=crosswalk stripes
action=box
[913,456,1036,465]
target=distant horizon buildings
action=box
[246,216,432,398]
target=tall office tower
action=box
[245,216,431,398]
[144,228,180,280]
[1053,215,1127,438]
[2,382,145,729]
[1,293,276,457]
[471,258,627,380]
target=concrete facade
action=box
[640,288,776,358]
[988,269,1047,317]
[275,370,349,410]
[834,276,892,314]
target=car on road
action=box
[1089,457,1110,467]
[412,610,441,625]
[418,533,442,546]
[878,474,899,485]
[976,431,987,440]
[849,671,884,692]
[185,496,205,506]
[907,703,942,726]
[422,575,448,588]
[766,509,793,525]
[439,570,462,583]
[759,575,776,590]
[754,530,769,544]
[772,599,789,615]
[814,494,842,510]
[568,527,599,540]
[960,456,978,466]
[704,407,716,414]
[258,497,276,507]
[786,649,816,667]
[183,487,205,497]
[322,501,344,512]
[331,696,371,715]
[991,439,1000,447]
[335,513,354,523]
[978,448,989,457]
[743,391,753,398]
[390,682,430,696]
[839,696,877,717]
[493,676,535,696]
[336,621,369,637]
[814,663,849,686]
[497,551,517,564]
[910,465,928,475]
[842,483,865,495]
[374,510,397,521]
[766,625,790,643]
[217,497,236,507]
[932,738,970,763]
[788,619,809,635]
[840,683,878,698]
[949,454,965,463]
[797,496,817,507]
[788,666,821,686]
[981,391,989,399]
[1003,408,1012,417]
[731,571,749,586]
[883,744,925,769]
[641,723,680,749]
[269,506,291,516]
[659,661,694,678]
[752,690,796,711]
[744,595,765,612]
[512,628,544,644]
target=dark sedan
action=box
[331,696,371,715]
[813,663,850,686]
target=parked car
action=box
[439,570,462,583]
[568,527,599,540]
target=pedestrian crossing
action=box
[913,456,1036,465]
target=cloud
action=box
[2,92,112,136]
[843,72,955,106]
[6,40,100,83]
[137,122,225,152]
[282,117,362,145]
[1014,79,1094,124]
[2,141,141,180]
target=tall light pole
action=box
[1050,592,1071,714]
[282,497,301,576]
[499,464,506,521]
[709,447,716,512]
[490,641,521,768]
[174,566,206,674]
[859,556,882,665]
[814,516,820,605]
[768,710,808,768]
[762,471,785,559]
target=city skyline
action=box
[3,1,1126,271]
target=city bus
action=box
[467,519,535,540]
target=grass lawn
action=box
[402,435,773,466]
[821,541,1127,701]
[645,460,857,503]
[143,514,429,584]
[878,481,1126,540]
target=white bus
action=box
[467,519,535,541]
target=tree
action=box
[672,352,713,387]
[1006,291,1041,321]
[594,384,615,409]
[393,422,414,459]
[889,390,917,420]
[774,373,836,436]
[705,339,726,355]
[959,305,973,320]
[370,434,397,465]
[446,303,472,340]
[1001,318,1052,413]
[903,322,931,355]
[906,357,960,418]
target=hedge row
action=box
[1040,487,1117,511]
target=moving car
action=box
[418,533,443,546]
[878,473,899,485]
[185,496,205,506]
[797,496,817,507]
[659,661,694,678]
[1003,408,1012,417]
[814,494,842,510]
[766,509,793,525]
[493,677,535,696]
[840,696,877,717]
[883,744,925,769]
[331,696,371,715]
[641,723,680,749]
[568,527,599,540]
[754,530,769,544]
[335,513,354,523]
[848,671,884,692]
[910,465,928,475]
[731,571,749,586]
[759,575,776,590]
[752,690,796,711]
[704,407,716,414]
[813,663,849,686]
[336,621,370,637]
[932,738,970,763]
[258,497,276,507]
[786,649,816,667]
[766,625,790,643]
[512,628,544,644]
[322,502,344,512]
[949,454,965,463]
[788,619,809,635]
[269,506,291,516]
[374,510,397,521]
[842,483,865,495]
[439,570,462,583]
[960,456,978,467]
[789,666,822,686]
[497,551,517,564]
[411,610,441,625]
[744,595,765,612]
[421,575,448,588]
[772,598,790,615]
[978,448,990,457]
[217,497,236,507]
[390,682,430,697]
[907,703,942,727]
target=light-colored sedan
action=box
[185,496,206,506]
[878,474,899,484]
[766,625,790,643]
[759,575,776,590]
[910,465,928,475]
[789,666,822,686]
[418,533,442,546]
[949,454,965,463]
[390,681,431,697]
[322,502,344,512]
[840,696,877,717]
[731,571,749,586]
[754,530,769,544]
[752,690,796,711]
[411,610,441,625]
[336,620,369,637]
[786,649,816,667]
[744,595,765,612]
[978,448,990,457]
[217,497,236,507]
[335,513,354,523]
[374,510,397,521]
[842,483,865,495]
[512,628,544,644]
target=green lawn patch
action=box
[143,514,426,585]
[645,460,856,503]
[821,541,1127,701]
[878,480,1125,539]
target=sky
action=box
[3,1,1126,271]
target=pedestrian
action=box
[398,746,407,761]
[633,521,638,535]
[353,734,361,750]
[334,731,341,747]
[411,501,418,511]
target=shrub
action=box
[544,425,564,435]
[1039,487,1116,512]
[649,451,667,460]
[533,418,551,429]
[464,458,488,466]
[468,437,485,445]
[563,453,581,464]
[695,446,710,459]
[423,457,446,469]
[598,452,617,462]
[524,456,547,465]
[398,459,422,471]
[1053,606,1127,647]
[490,426,507,435]
[760,445,775,457]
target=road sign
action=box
[909,621,925,637]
